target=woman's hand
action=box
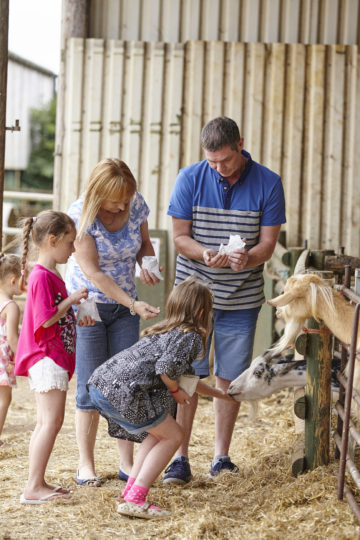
[77,315,96,327]
[133,300,160,320]
[69,287,89,305]
[214,388,236,402]
[139,267,163,286]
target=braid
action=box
[20,217,34,291]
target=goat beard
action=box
[270,318,304,354]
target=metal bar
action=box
[338,303,360,500]
[0,0,9,251]
[3,191,54,202]
[337,372,360,408]
[334,283,360,305]
[334,433,360,490]
[334,434,360,521]
[334,401,360,446]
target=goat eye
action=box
[254,367,264,378]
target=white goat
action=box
[267,273,360,391]
[228,346,340,401]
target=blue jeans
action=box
[75,303,140,410]
[191,307,261,380]
[88,385,168,434]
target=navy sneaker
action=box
[210,456,239,477]
[163,456,192,484]
[118,469,129,481]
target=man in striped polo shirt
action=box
[164,117,286,483]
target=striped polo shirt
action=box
[167,150,286,310]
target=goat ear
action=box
[267,290,295,307]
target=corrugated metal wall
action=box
[57,39,360,274]
[89,0,360,45]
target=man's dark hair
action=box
[201,117,241,152]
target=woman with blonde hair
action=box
[66,158,161,487]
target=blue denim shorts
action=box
[88,385,168,434]
[75,303,140,410]
[192,307,261,381]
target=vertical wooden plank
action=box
[318,0,339,44]
[299,0,320,44]
[223,42,245,128]
[343,46,360,255]
[160,0,181,42]
[180,0,201,41]
[242,43,265,162]
[181,41,205,167]
[259,0,280,42]
[322,45,345,250]
[121,0,141,40]
[102,0,122,39]
[203,41,225,122]
[338,0,359,45]
[279,0,301,43]
[101,40,125,159]
[140,0,161,41]
[282,44,306,247]
[239,0,260,42]
[262,43,285,173]
[80,39,104,188]
[200,0,221,40]
[159,43,184,280]
[219,0,240,41]
[60,38,84,211]
[140,42,165,224]
[301,45,326,249]
[121,41,145,182]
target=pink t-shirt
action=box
[15,265,76,379]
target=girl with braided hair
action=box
[15,210,93,504]
[0,253,22,446]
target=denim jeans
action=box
[88,385,168,434]
[75,303,140,410]
[191,306,261,380]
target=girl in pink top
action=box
[0,253,22,447]
[15,211,92,504]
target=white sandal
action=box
[117,501,171,519]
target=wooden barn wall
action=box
[88,0,360,46]
[57,40,360,282]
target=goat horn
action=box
[293,249,310,275]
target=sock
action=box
[212,454,229,466]
[124,483,162,511]
[124,484,149,505]
[121,476,136,498]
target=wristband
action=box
[129,298,136,316]
[170,388,179,394]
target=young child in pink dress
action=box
[15,211,93,504]
[0,253,22,447]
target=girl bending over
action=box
[88,276,234,519]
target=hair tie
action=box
[0,253,6,262]
[32,216,37,223]
[21,269,26,276]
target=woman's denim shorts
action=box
[88,384,168,434]
[75,303,139,410]
[192,306,261,380]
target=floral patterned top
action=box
[65,193,150,303]
[88,329,203,438]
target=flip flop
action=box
[52,485,72,494]
[75,470,101,487]
[20,492,71,505]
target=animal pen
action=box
[267,238,360,524]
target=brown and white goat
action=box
[267,273,360,390]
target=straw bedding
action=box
[0,376,359,539]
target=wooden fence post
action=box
[295,317,333,470]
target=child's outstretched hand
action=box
[70,287,89,305]
[172,388,191,405]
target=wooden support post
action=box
[295,318,333,470]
